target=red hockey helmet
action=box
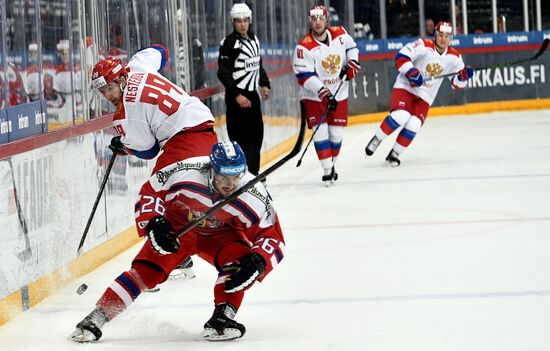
[308,5,328,21]
[91,57,125,90]
[435,21,453,35]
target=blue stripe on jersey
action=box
[274,248,283,263]
[116,274,140,299]
[130,142,160,159]
[384,115,401,130]
[229,198,259,224]
[314,139,330,151]
[399,128,417,140]
[136,45,168,71]
[296,71,317,79]
[169,182,211,197]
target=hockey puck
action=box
[76,283,88,295]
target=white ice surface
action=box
[1,110,549,351]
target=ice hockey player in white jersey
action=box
[293,5,361,185]
[364,21,473,166]
[91,45,219,281]
[91,44,217,163]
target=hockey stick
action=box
[6,158,32,262]
[295,78,346,167]
[175,109,306,239]
[77,151,118,256]
[427,38,549,82]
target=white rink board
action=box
[0,110,549,350]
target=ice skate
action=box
[202,303,246,341]
[385,150,401,167]
[169,256,196,280]
[69,308,108,343]
[321,166,338,186]
[365,135,381,156]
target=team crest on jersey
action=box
[187,210,224,229]
[425,63,443,78]
[321,54,341,75]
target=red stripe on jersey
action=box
[422,39,435,50]
[298,33,320,51]
[447,46,460,57]
[297,76,311,86]
[451,79,464,90]
[328,26,346,39]
[395,56,411,70]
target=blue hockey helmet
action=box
[210,141,247,176]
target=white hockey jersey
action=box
[394,38,467,105]
[293,26,359,101]
[113,45,214,159]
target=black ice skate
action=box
[321,166,338,186]
[69,307,108,343]
[169,256,196,280]
[365,135,381,156]
[202,303,246,341]
[385,150,401,167]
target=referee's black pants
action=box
[225,90,264,175]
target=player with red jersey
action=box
[293,5,361,185]
[70,141,285,342]
[364,21,474,166]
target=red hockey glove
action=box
[318,87,338,111]
[405,67,424,87]
[458,65,474,81]
[223,253,266,293]
[146,216,180,255]
[340,59,361,80]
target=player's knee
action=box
[406,115,423,132]
[131,260,168,289]
[390,109,411,126]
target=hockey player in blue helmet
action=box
[209,141,247,197]
[69,140,286,342]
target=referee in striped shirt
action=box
[218,3,270,175]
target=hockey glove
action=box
[340,60,361,80]
[458,65,474,81]
[224,253,266,293]
[405,67,424,87]
[108,136,127,155]
[318,87,338,111]
[146,216,180,255]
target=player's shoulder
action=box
[328,26,347,38]
[297,32,320,50]
[419,38,435,50]
[220,32,238,47]
[446,46,461,58]
[150,156,210,189]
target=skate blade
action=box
[144,287,161,293]
[386,160,400,167]
[169,267,196,280]
[201,327,242,341]
[68,328,98,343]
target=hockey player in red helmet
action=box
[293,5,361,186]
[364,20,474,166]
[91,57,127,107]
